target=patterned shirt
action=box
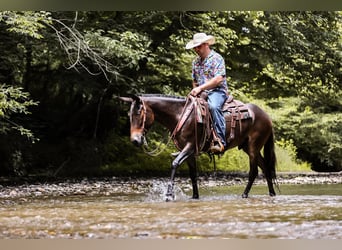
[192,50,228,93]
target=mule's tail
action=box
[264,129,277,181]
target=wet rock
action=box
[0,172,340,199]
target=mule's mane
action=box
[139,94,186,100]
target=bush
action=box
[270,97,341,172]
[101,131,310,177]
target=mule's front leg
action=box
[165,148,193,201]
[187,155,199,199]
[165,160,178,202]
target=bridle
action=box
[131,95,212,158]
[130,98,147,136]
[131,98,172,156]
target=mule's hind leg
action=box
[242,158,258,198]
[257,153,276,197]
[241,144,258,198]
[242,150,275,198]
[187,155,199,199]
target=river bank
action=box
[0,171,341,199]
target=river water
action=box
[0,181,341,239]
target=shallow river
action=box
[0,182,341,239]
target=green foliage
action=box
[275,140,312,172]
[101,130,179,176]
[0,11,51,39]
[100,120,309,176]
[270,97,341,171]
[85,30,151,70]
[0,84,38,141]
[292,111,342,171]
[200,141,310,174]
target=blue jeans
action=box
[207,91,227,147]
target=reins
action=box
[170,94,210,155]
[142,132,173,157]
[138,95,210,157]
[138,99,173,157]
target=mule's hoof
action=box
[242,193,248,198]
[165,194,175,202]
[269,192,276,197]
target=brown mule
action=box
[120,94,277,201]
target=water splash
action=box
[145,180,187,202]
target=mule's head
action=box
[119,95,154,147]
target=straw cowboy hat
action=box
[185,33,215,49]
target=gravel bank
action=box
[0,172,341,199]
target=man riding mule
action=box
[118,33,277,201]
[119,94,277,201]
[177,92,253,157]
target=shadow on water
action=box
[0,182,341,239]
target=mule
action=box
[119,94,277,201]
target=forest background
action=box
[0,11,341,178]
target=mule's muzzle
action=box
[131,132,144,147]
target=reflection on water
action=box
[0,183,341,239]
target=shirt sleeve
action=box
[191,60,197,82]
[212,55,226,78]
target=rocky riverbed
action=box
[0,171,341,200]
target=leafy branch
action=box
[47,12,125,83]
[0,84,38,142]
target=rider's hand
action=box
[190,86,202,96]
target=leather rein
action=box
[135,99,173,157]
[137,95,209,157]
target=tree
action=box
[0,11,340,176]
[0,11,51,140]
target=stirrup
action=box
[210,140,224,153]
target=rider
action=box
[186,32,228,153]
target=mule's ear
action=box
[116,94,141,103]
[118,96,133,103]
[127,94,141,103]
